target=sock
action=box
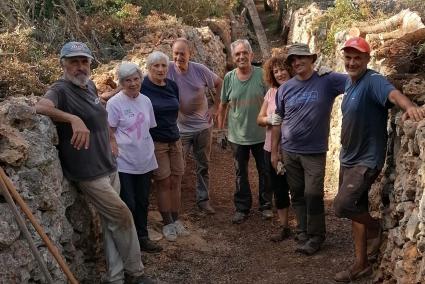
[171,212,178,222]
[160,211,173,225]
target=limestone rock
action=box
[0,204,20,248]
[0,96,101,283]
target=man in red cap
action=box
[333,37,425,282]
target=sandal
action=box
[334,266,372,283]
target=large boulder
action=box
[0,96,101,283]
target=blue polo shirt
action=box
[340,69,395,169]
[275,71,347,153]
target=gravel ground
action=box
[142,142,375,284]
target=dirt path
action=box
[142,4,371,283]
[143,142,371,283]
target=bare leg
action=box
[170,174,183,215]
[277,208,289,227]
[351,212,380,239]
[352,220,369,272]
[155,178,173,225]
[155,178,171,212]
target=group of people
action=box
[35,36,425,284]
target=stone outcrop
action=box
[0,97,101,283]
[92,13,226,93]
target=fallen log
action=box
[350,9,424,40]
[242,0,270,60]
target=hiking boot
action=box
[270,227,291,242]
[125,274,156,284]
[294,231,309,245]
[139,238,162,253]
[261,209,273,220]
[232,211,247,224]
[162,223,177,242]
[295,236,324,255]
[198,201,216,215]
[173,220,190,237]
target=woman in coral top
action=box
[257,56,292,241]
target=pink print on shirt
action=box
[126,112,145,139]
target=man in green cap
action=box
[271,43,347,255]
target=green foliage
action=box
[312,0,369,56]
[88,0,235,25]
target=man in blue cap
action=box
[35,42,154,284]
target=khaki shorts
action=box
[152,140,185,180]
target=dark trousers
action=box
[229,142,268,213]
[334,165,380,219]
[118,171,152,240]
[281,150,326,238]
[264,150,290,209]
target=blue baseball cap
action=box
[60,41,94,59]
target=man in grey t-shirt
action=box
[168,38,222,214]
[35,42,154,284]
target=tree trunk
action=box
[264,0,272,11]
[349,10,408,37]
[242,0,270,60]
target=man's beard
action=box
[67,73,90,87]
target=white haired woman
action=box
[106,61,162,253]
[141,51,188,241]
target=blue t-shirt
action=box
[275,72,347,153]
[141,76,180,142]
[340,69,395,169]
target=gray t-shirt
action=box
[276,72,347,153]
[45,79,116,181]
[167,61,218,133]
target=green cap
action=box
[286,43,317,63]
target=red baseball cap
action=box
[342,37,371,53]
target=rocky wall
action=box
[92,13,226,94]
[0,97,101,283]
[371,81,425,284]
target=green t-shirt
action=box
[221,66,266,145]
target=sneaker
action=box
[295,236,324,255]
[173,220,190,237]
[294,231,309,245]
[261,209,273,220]
[140,238,163,253]
[125,274,156,284]
[162,223,177,242]
[270,227,291,242]
[198,201,216,214]
[231,211,247,224]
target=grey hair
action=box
[146,51,169,69]
[117,61,143,84]
[230,39,252,55]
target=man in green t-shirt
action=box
[217,39,269,224]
